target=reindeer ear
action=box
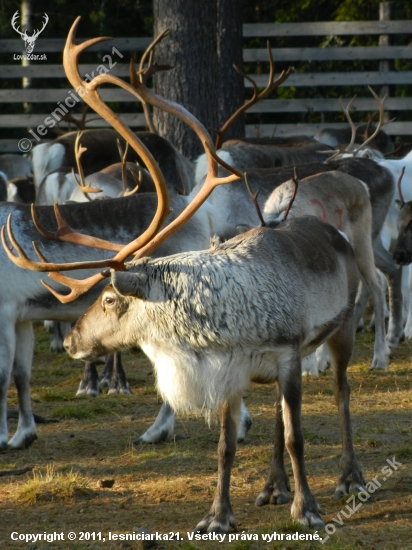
[395,199,404,211]
[111,270,148,299]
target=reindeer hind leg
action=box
[327,322,365,499]
[256,382,290,506]
[279,349,324,528]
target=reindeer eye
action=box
[104,296,115,306]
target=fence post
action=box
[21,0,32,114]
[379,2,392,123]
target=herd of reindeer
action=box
[1,17,412,533]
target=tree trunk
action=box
[217,0,244,141]
[153,0,244,160]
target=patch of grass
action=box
[395,446,412,461]
[52,355,73,367]
[302,428,329,444]
[51,402,107,420]
[37,388,73,402]
[17,465,93,504]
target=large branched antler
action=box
[2,17,242,303]
[214,42,293,149]
[325,87,395,163]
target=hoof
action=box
[8,432,38,450]
[369,361,389,371]
[297,511,325,530]
[255,475,290,507]
[335,468,366,500]
[133,428,171,445]
[386,332,403,349]
[255,491,289,506]
[194,512,236,534]
[77,379,99,397]
[49,342,65,353]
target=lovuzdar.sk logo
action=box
[11,10,49,60]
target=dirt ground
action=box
[0,324,411,550]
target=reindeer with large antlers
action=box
[0,19,243,449]
[3,18,366,531]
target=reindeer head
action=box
[12,11,49,54]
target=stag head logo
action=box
[11,11,49,54]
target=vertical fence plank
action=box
[380,2,392,123]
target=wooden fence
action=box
[0,13,412,152]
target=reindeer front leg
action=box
[194,392,242,534]
[8,322,37,450]
[256,382,290,506]
[279,352,324,529]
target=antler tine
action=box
[123,167,141,197]
[215,42,292,149]
[30,203,122,252]
[214,68,259,149]
[65,17,113,66]
[41,271,109,303]
[71,168,102,197]
[283,167,299,221]
[262,42,293,99]
[72,132,101,199]
[74,131,86,184]
[360,111,377,140]
[324,95,358,164]
[1,215,120,272]
[139,28,170,77]
[339,95,358,151]
[244,172,265,227]
[133,55,174,134]
[117,138,129,195]
[352,87,392,155]
[397,166,406,205]
[136,28,172,133]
